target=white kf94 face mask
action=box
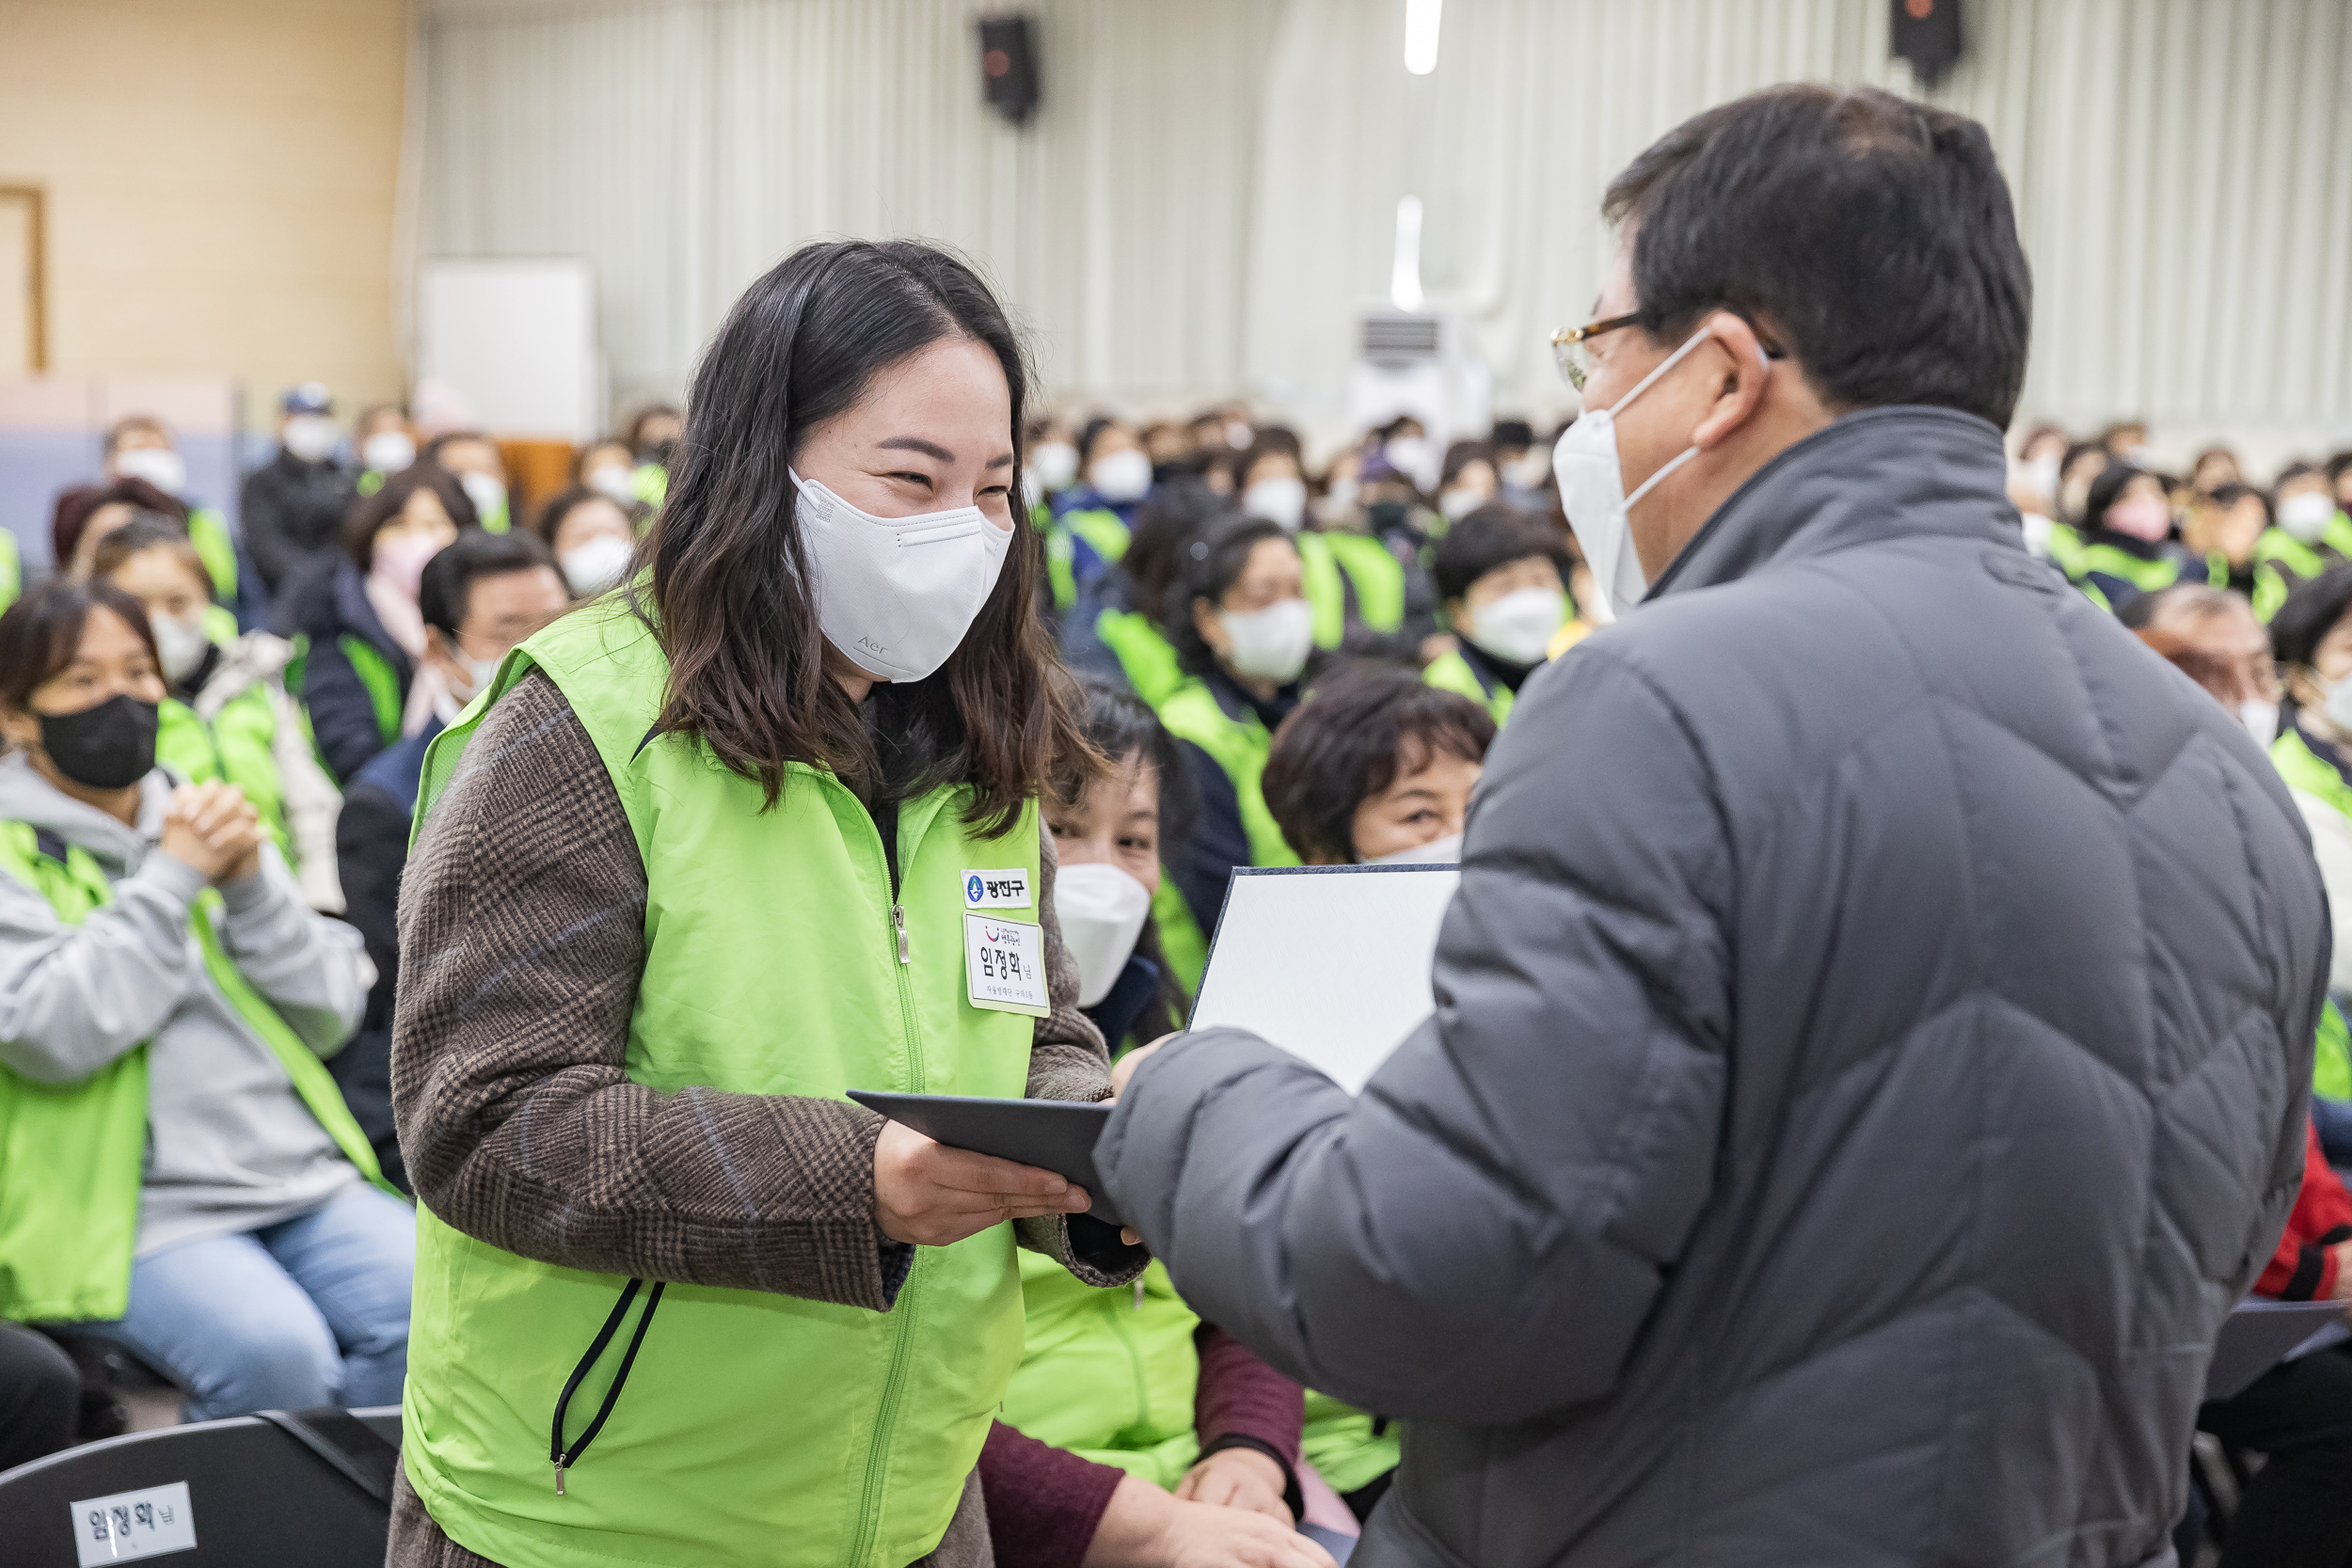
[1552,325,1757,621]
[791,468,1013,683]
[1055,861,1155,1007]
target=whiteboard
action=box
[417,258,598,441]
[1189,864,1458,1094]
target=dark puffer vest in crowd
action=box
[1101,406,2324,1568]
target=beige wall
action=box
[0,0,407,424]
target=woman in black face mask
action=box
[0,578,399,1425]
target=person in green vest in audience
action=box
[422,430,511,534]
[1253,661,1497,1522]
[99,414,243,614]
[353,404,418,499]
[2042,438,2116,580]
[530,484,639,599]
[2183,481,2331,622]
[2069,462,2194,612]
[1255,437,1420,658]
[93,517,342,912]
[1045,417,1154,620]
[2266,567,2352,1161]
[982,674,1333,1566]
[625,402,682,510]
[573,436,657,531]
[1065,478,1222,714]
[1049,676,1201,1044]
[278,465,478,784]
[1422,505,1574,725]
[2277,461,2352,562]
[0,578,402,1421]
[1157,517,1311,951]
[387,238,1143,1568]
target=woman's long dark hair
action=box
[634,239,1086,836]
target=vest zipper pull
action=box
[554,1461,566,1497]
[893,904,910,964]
[1134,1277,1145,1309]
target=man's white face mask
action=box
[1552,324,1761,621]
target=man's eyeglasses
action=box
[1549,312,1787,392]
[1549,314,1641,392]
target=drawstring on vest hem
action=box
[551,1277,665,1495]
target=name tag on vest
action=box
[962,868,1033,909]
[966,913,1049,1014]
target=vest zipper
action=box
[851,795,929,1565]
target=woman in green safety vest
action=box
[279,465,479,784]
[1041,417,1153,622]
[93,516,343,911]
[1248,438,1428,658]
[2278,462,2352,562]
[1240,660,1501,1523]
[424,431,514,535]
[532,485,639,600]
[2184,482,2319,623]
[2266,567,2352,1160]
[354,404,420,499]
[2069,463,2196,613]
[625,402,683,510]
[0,578,400,1420]
[100,415,244,610]
[992,674,1333,1564]
[1062,477,1221,717]
[388,239,1148,1568]
[1422,505,1575,726]
[1157,517,1311,949]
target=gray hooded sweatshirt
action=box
[0,753,374,1258]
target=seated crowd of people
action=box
[4,388,2352,1563]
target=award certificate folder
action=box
[1189,863,1461,1094]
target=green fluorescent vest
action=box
[0,824,389,1323]
[1095,609,1184,709]
[1155,680,1303,872]
[2266,729,2352,1101]
[1297,531,1406,651]
[187,507,238,604]
[1152,879,1207,998]
[0,529,18,612]
[2071,541,2184,613]
[157,688,293,861]
[401,605,1041,1568]
[1301,1392,1400,1496]
[1422,649,1514,726]
[1002,1253,1202,1486]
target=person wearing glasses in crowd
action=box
[1093,84,2323,1568]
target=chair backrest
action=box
[0,1405,400,1568]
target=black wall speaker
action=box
[978,15,1040,127]
[1891,0,1963,87]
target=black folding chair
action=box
[0,1405,399,1568]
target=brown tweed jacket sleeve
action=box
[391,671,1141,1310]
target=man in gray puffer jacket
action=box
[1099,85,2324,1567]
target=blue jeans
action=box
[81,1183,415,1420]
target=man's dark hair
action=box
[88,515,208,588]
[2270,564,2352,671]
[1166,515,1290,677]
[1603,84,2031,427]
[1431,505,1572,605]
[1262,660,1495,864]
[419,530,558,638]
[1489,419,1535,453]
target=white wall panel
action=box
[420,0,2352,446]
